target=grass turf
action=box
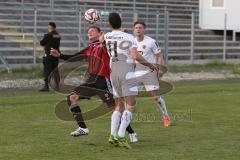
[1,61,240,80]
[0,81,240,160]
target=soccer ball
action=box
[84,9,100,24]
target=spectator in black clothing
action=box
[39,22,61,91]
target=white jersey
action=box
[105,30,138,98]
[135,35,161,64]
[105,30,137,65]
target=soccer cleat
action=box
[164,117,171,127]
[114,135,131,149]
[108,135,118,146]
[129,133,138,143]
[70,127,89,137]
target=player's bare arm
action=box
[130,47,158,71]
[156,52,165,78]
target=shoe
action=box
[108,135,118,146]
[114,135,131,149]
[70,127,89,137]
[39,86,49,92]
[129,133,138,143]
[164,116,171,127]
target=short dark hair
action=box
[48,22,56,29]
[88,25,101,32]
[134,21,146,28]
[108,12,121,29]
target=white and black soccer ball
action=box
[84,9,100,24]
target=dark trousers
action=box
[43,55,60,89]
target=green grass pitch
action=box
[0,81,240,160]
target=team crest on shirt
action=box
[142,45,146,49]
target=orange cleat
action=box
[164,117,171,127]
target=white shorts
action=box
[110,62,138,98]
[135,70,159,91]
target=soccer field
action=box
[0,81,240,160]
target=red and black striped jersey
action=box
[60,41,110,79]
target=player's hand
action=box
[149,64,158,72]
[99,31,105,43]
[157,69,164,78]
[50,48,60,57]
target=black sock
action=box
[44,79,49,89]
[70,104,87,129]
[126,125,135,134]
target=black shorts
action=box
[72,74,115,108]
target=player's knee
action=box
[129,99,136,107]
[114,105,123,112]
[67,93,79,106]
[125,104,136,113]
[125,96,136,107]
[70,94,79,103]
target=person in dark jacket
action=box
[39,22,61,91]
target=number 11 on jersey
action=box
[107,41,118,58]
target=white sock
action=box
[118,110,132,138]
[111,111,121,136]
[157,96,169,118]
